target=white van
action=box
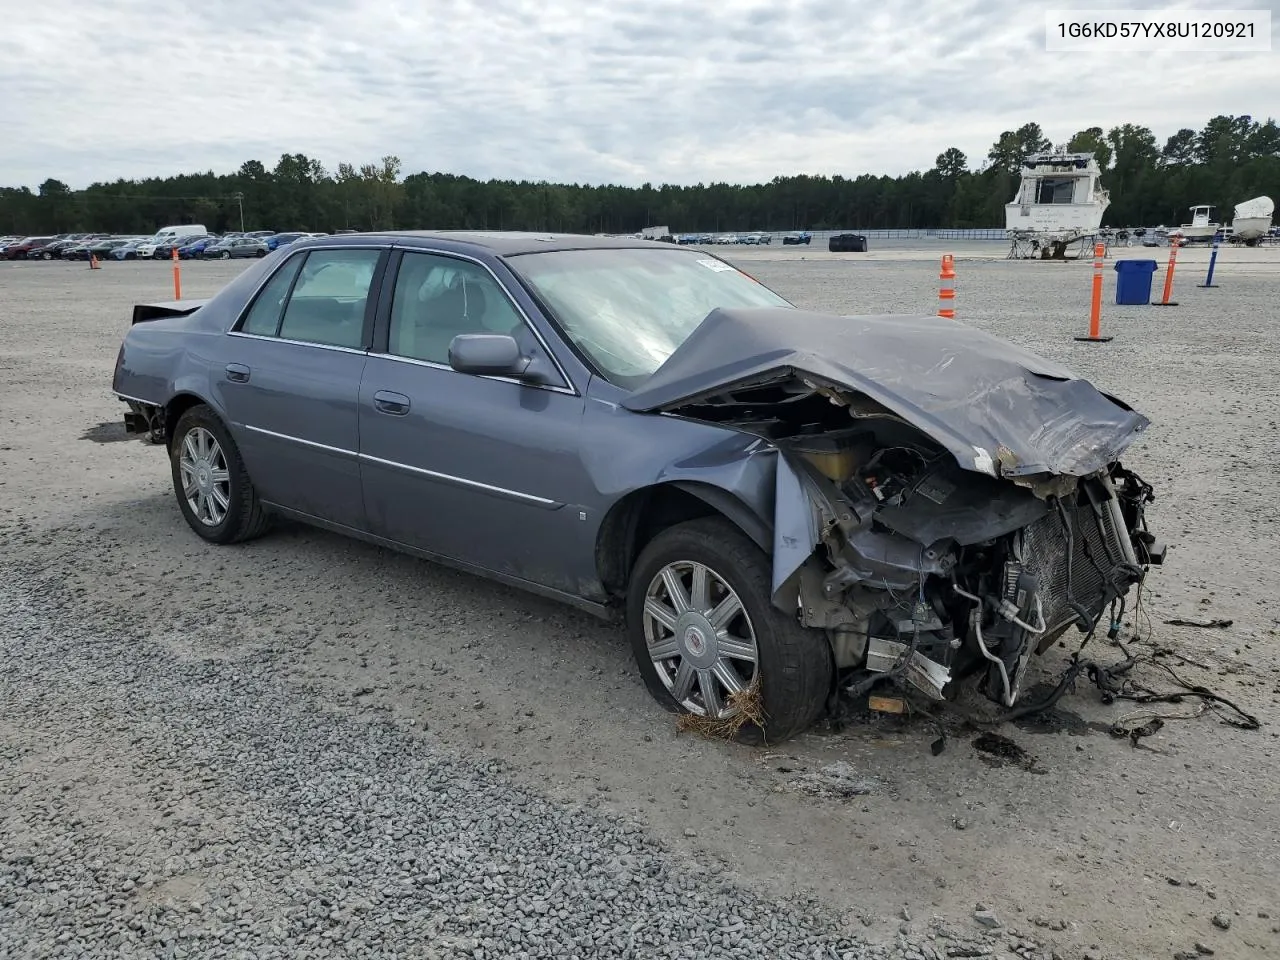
[152,224,208,242]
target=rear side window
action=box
[278,250,381,349]
[239,255,304,336]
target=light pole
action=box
[232,192,245,232]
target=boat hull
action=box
[1004,201,1108,239]
[1232,216,1272,242]
[1177,226,1217,242]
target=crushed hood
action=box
[621,307,1149,478]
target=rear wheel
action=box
[170,406,270,545]
[627,517,832,744]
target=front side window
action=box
[387,252,526,364]
[507,247,791,387]
[276,249,381,348]
[1035,178,1077,204]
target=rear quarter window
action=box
[238,256,305,337]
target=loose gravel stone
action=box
[0,571,1009,959]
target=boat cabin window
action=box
[1035,178,1076,204]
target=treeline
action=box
[2,115,1277,236]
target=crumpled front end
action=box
[769,416,1163,710]
[623,306,1164,710]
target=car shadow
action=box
[79,421,135,443]
[88,489,607,628]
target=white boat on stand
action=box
[1231,196,1274,245]
[1005,152,1110,259]
[1172,205,1219,244]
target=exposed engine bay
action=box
[671,374,1165,709]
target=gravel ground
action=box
[2,247,1279,959]
[4,570,1003,960]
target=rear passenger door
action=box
[214,246,386,530]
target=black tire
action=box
[626,517,833,744]
[169,405,270,545]
[220,251,231,260]
[41,252,52,260]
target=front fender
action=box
[667,480,771,554]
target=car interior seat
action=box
[398,275,490,362]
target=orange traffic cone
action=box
[89,253,100,270]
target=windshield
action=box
[508,247,791,387]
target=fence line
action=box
[811,228,1010,241]
[673,228,1012,241]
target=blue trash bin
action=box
[1114,259,1158,305]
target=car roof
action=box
[296,230,669,256]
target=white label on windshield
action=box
[696,258,737,272]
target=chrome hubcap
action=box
[179,427,230,526]
[642,561,759,718]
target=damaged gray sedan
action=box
[112,232,1163,741]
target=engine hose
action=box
[953,583,1016,708]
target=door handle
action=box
[372,390,411,415]
[225,363,250,383]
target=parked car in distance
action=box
[111,231,1162,744]
[203,237,269,259]
[65,237,134,260]
[3,236,56,260]
[828,233,868,253]
[26,239,77,259]
[177,236,221,259]
[265,232,309,251]
[153,224,209,243]
[781,232,812,245]
[111,239,150,260]
[153,237,194,260]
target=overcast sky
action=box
[2,0,1277,189]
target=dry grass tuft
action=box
[674,680,767,741]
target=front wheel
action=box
[169,406,270,544]
[221,251,231,260]
[627,517,832,744]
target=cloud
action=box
[1,0,1277,189]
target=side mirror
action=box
[448,334,534,379]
